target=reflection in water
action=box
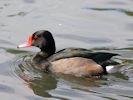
[29,75,57,97]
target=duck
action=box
[17,30,119,77]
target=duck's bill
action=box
[17,34,33,48]
[17,42,32,48]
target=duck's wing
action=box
[47,48,119,64]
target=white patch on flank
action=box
[106,65,114,73]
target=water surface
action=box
[0,0,133,100]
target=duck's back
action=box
[48,48,118,64]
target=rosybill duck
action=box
[17,30,119,77]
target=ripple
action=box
[5,48,29,55]
[86,8,133,16]
[8,12,28,17]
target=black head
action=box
[18,30,56,56]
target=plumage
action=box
[50,57,103,77]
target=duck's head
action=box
[18,30,56,56]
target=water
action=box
[0,0,133,100]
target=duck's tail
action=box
[101,60,120,74]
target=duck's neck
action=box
[41,45,55,57]
[33,46,56,64]
[33,52,48,63]
[32,51,51,71]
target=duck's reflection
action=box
[28,74,57,97]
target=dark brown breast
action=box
[50,57,103,77]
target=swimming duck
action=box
[18,30,119,77]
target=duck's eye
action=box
[34,35,39,39]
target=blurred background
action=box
[0,0,133,100]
